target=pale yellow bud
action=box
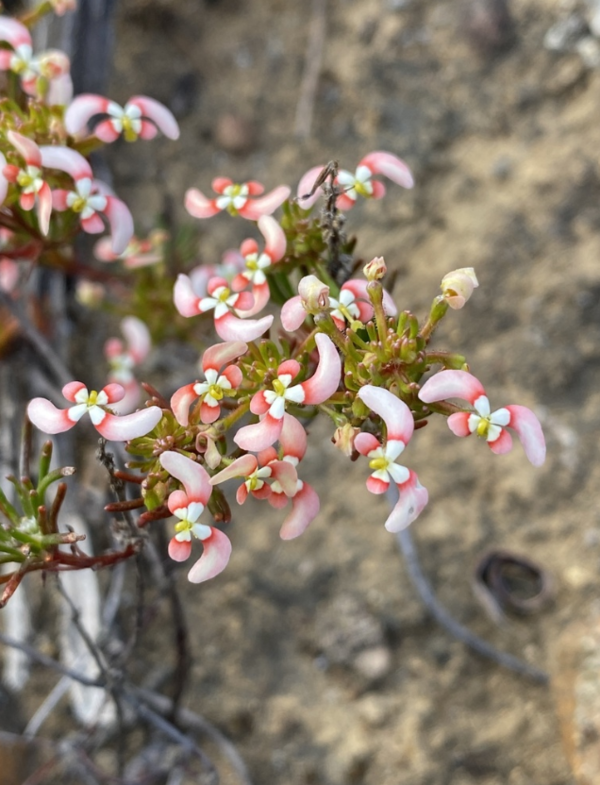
[363,256,387,281]
[298,275,330,314]
[331,423,360,458]
[440,267,478,309]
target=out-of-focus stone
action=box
[214,113,256,155]
[552,613,600,784]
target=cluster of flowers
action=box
[0,5,546,588]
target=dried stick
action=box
[294,0,327,139]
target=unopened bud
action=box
[332,423,360,458]
[363,256,387,281]
[298,275,330,314]
[440,268,478,310]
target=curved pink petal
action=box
[101,382,126,403]
[214,311,273,342]
[234,413,284,452]
[488,427,513,456]
[268,490,288,510]
[93,119,121,143]
[36,181,52,235]
[250,390,269,415]
[252,484,271,500]
[95,406,162,441]
[62,381,87,401]
[371,180,386,200]
[279,482,320,540]
[168,537,191,562]
[103,196,134,255]
[202,340,247,373]
[258,214,286,262]
[64,94,111,135]
[238,186,291,220]
[277,359,301,379]
[299,333,341,405]
[27,398,75,434]
[174,274,201,317]
[447,411,471,438]
[246,181,265,196]
[108,378,141,415]
[0,51,12,70]
[52,189,70,211]
[0,17,32,49]
[418,370,487,407]
[128,96,180,140]
[279,414,307,461]
[160,451,212,503]
[336,192,356,211]
[210,454,258,485]
[81,213,105,234]
[233,290,254,311]
[269,460,298,497]
[138,120,159,140]
[221,365,243,388]
[212,177,233,193]
[506,405,546,466]
[240,238,258,256]
[366,475,389,495]
[185,188,220,219]
[385,471,428,532]
[355,432,381,456]
[281,295,306,331]
[360,151,414,190]
[39,145,93,181]
[46,73,73,106]
[354,301,373,323]
[121,316,151,364]
[296,165,324,209]
[357,385,414,444]
[7,131,41,167]
[19,191,35,211]
[236,281,270,317]
[187,528,232,584]
[200,401,221,424]
[170,383,197,426]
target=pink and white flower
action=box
[104,317,151,414]
[297,151,414,211]
[185,177,290,220]
[171,341,247,426]
[418,370,546,466]
[210,450,298,506]
[94,229,167,268]
[1,131,53,235]
[65,94,180,143]
[234,333,341,452]
[0,17,70,99]
[355,385,428,532]
[40,146,133,255]
[174,273,273,342]
[230,215,287,316]
[160,451,231,583]
[27,381,162,441]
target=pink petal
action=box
[258,214,286,262]
[447,411,472,437]
[488,427,513,456]
[170,383,197,426]
[62,381,87,401]
[0,155,8,204]
[174,274,201,317]
[39,145,93,181]
[279,414,307,461]
[200,401,221,424]
[221,365,243,388]
[250,390,270,415]
[296,165,325,209]
[384,471,428,532]
[27,398,75,434]
[160,451,212,503]
[279,482,320,540]
[240,238,258,256]
[357,385,414,444]
[210,454,258,485]
[214,311,273,342]
[233,290,254,311]
[269,460,298,497]
[127,95,180,140]
[354,432,381,456]
[277,358,301,379]
[236,484,249,505]
[108,378,141,415]
[94,237,117,262]
[103,196,134,256]
[138,120,159,140]
[236,281,270,317]
[268,491,288,510]
[234,413,283,452]
[366,475,389,495]
[252,484,271,500]
[336,192,356,211]
[94,119,121,143]
[0,51,12,70]
[36,181,52,235]
[371,181,386,199]
[0,17,32,49]
[246,181,265,196]
[212,177,233,193]
[506,405,546,466]
[238,186,291,220]
[122,316,151,364]
[19,192,35,211]
[342,279,397,316]
[360,151,414,189]
[81,213,105,234]
[207,276,229,295]
[281,295,306,331]
[7,131,41,167]
[300,333,341,405]
[64,94,111,135]
[185,188,220,219]
[52,189,70,211]
[187,528,232,583]
[168,537,191,562]
[101,382,126,403]
[418,370,487,407]
[46,73,73,106]
[95,407,162,441]
[354,301,373,323]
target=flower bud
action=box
[363,256,387,281]
[332,423,360,458]
[298,275,330,314]
[440,268,478,310]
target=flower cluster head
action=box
[297,151,414,211]
[185,177,290,220]
[27,381,162,441]
[65,94,180,143]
